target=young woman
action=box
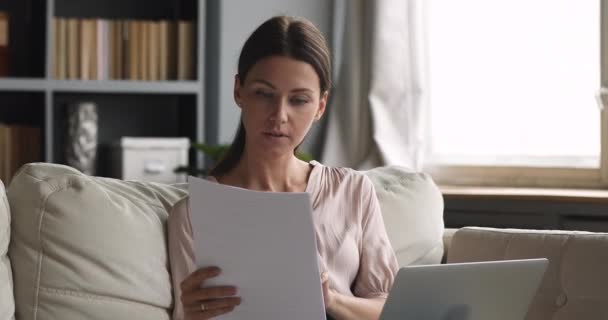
[168,16,398,320]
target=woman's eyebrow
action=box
[251,79,276,88]
[251,79,313,93]
[291,88,313,93]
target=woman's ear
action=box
[315,91,329,121]
[234,74,243,109]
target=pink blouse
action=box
[167,161,398,319]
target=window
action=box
[426,0,606,188]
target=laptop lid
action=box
[380,258,549,320]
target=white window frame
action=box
[425,2,608,189]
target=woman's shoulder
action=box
[168,196,191,229]
[168,174,216,221]
[313,161,374,191]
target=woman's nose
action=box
[269,98,289,123]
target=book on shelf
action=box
[148,21,159,81]
[96,19,109,80]
[127,20,139,80]
[0,12,9,77]
[79,19,94,80]
[109,21,124,80]
[53,18,67,79]
[177,21,195,80]
[90,19,99,80]
[52,17,196,81]
[158,20,169,81]
[67,18,80,79]
[140,20,149,81]
[0,124,41,184]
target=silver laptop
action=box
[379,258,549,320]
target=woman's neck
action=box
[219,150,310,192]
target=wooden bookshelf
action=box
[0,0,207,181]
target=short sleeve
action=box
[353,177,399,298]
[167,196,197,320]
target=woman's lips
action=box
[263,131,288,138]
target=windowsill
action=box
[440,185,608,204]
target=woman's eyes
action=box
[255,90,274,98]
[290,97,310,105]
[254,90,310,105]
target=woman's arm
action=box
[168,198,241,320]
[322,175,398,320]
[326,291,385,320]
[322,273,386,320]
[168,197,197,320]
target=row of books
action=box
[52,18,196,81]
[0,12,9,77]
[0,124,42,183]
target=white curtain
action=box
[321,0,428,170]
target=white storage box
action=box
[112,137,190,184]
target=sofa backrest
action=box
[7,163,187,320]
[364,166,445,267]
[448,227,608,320]
[0,179,15,320]
[6,163,445,319]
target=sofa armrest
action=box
[447,227,608,319]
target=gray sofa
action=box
[1,163,607,319]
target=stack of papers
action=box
[188,176,326,320]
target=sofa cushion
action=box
[448,227,608,320]
[364,167,445,267]
[441,228,458,263]
[0,179,15,320]
[7,163,187,320]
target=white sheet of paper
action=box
[188,175,326,320]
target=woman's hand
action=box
[180,266,242,320]
[321,272,337,311]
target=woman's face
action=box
[234,55,328,157]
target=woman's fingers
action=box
[185,297,242,313]
[181,267,241,319]
[321,272,329,291]
[182,286,238,305]
[198,305,237,319]
[320,272,332,307]
[181,266,221,293]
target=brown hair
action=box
[210,15,332,177]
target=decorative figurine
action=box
[66,101,98,175]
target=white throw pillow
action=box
[364,166,445,267]
[0,179,15,320]
[7,163,187,320]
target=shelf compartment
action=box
[55,0,197,20]
[0,0,47,78]
[52,0,198,82]
[52,92,198,178]
[0,91,45,126]
[0,92,46,182]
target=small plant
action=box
[175,143,314,177]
